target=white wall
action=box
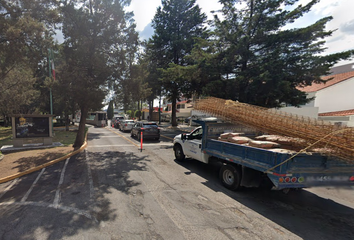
[303,92,316,107]
[314,77,354,113]
[277,106,319,119]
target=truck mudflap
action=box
[267,172,354,190]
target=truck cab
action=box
[173,125,211,164]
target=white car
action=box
[119,120,135,132]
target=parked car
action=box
[131,121,160,141]
[119,119,135,132]
[113,116,124,128]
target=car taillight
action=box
[141,128,144,130]
[125,124,127,126]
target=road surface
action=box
[0,125,354,239]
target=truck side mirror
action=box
[181,133,186,140]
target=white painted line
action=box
[21,168,45,202]
[53,157,70,208]
[144,143,173,146]
[0,201,97,222]
[87,144,134,148]
[0,178,18,200]
[85,150,95,200]
[91,136,121,138]
[87,143,173,148]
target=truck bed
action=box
[204,139,354,189]
[198,120,354,189]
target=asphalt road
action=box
[0,125,354,239]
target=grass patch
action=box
[53,129,78,146]
[0,127,12,147]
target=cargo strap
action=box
[265,128,349,173]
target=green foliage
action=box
[59,0,138,147]
[134,110,141,119]
[209,0,354,107]
[150,0,208,125]
[0,65,40,117]
[0,127,12,148]
[107,101,114,119]
[126,110,133,119]
[0,0,59,116]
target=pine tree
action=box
[150,0,207,126]
[211,0,354,107]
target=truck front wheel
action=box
[174,144,185,162]
[219,164,242,191]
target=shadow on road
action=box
[175,158,354,240]
[0,148,150,239]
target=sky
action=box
[126,0,354,66]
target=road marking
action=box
[53,157,70,208]
[106,128,140,147]
[161,134,174,140]
[21,168,46,202]
[95,136,121,138]
[0,201,97,222]
[85,150,95,200]
[87,143,173,148]
[0,178,18,200]
[87,144,136,148]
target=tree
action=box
[107,100,114,120]
[0,65,39,126]
[211,0,354,108]
[150,0,207,126]
[60,0,138,148]
[0,0,60,122]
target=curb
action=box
[0,132,88,184]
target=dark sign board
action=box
[15,117,50,138]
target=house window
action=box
[177,104,185,109]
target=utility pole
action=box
[48,49,54,134]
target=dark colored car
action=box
[131,121,160,141]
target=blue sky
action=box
[127,0,354,66]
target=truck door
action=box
[185,127,203,161]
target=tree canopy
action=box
[149,0,207,126]
[206,0,354,107]
[59,0,138,147]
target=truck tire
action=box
[219,164,242,191]
[174,144,185,162]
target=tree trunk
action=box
[73,106,88,149]
[171,97,177,127]
[65,112,69,131]
[148,100,153,121]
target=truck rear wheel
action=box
[219,164,242,191]
[174,144,185,162]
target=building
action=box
[166,100,193,119]
[298,63,354,126]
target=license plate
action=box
[306,176,349,182]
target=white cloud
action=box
[196,0,222,20]
[126,0,161,31]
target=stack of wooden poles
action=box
[194,97,354,162]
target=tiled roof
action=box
[299,71,354,93]
[319,109,354,117]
